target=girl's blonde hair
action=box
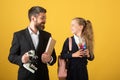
[73,17,94,59]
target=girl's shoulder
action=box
[64,36,74,42]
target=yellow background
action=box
[0,0,120,80]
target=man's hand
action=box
[41,52,52,63]
[21,52,29,64]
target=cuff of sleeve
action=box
[47,56,53,65]
[19,55,23,66]
[87,53,94,61]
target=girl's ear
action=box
[80,25,84,30]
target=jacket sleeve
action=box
[48,49,57,65]
[87,52,94,61]
[8,33,23,67]
[61,38,72,59]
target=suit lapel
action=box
[36,30,44,52]
[24,29,45,53]
[25,28,35,50]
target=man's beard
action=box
[36,22,45,30]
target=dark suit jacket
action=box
[8,28,56,80]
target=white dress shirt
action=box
[28,27,39,49]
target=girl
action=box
[60,17,94,80]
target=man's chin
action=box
[36,26,45,30]
[40,26,45,30]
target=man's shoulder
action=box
[13,28,27,37]
[40,30,51,36]
[14,28,27,34]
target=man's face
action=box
[35,13,46,30]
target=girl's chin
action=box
[71,32,75,34]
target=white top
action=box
[74,34,83,44]
[28,27,39,49]
[74,34,85,49]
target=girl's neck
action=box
[75,31,82,38]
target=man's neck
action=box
[29,23,38,34]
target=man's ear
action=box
[31,16,37,22]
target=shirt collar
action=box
[74,34,83,44]
[28,27,39,35]
[74,34,79,44]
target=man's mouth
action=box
[41,23,45,26]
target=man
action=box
[8,6,56,80]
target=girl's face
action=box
[71,20,83,35]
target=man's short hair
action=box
[28,6,46,21]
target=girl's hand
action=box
[84,49,90,58]
[72,49,84,58]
